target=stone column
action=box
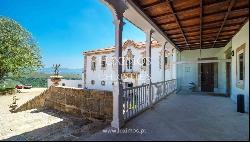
[99,0,127,129]
[111,17,125,129]
[146,29,153,105]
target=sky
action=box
[0,0,146,69]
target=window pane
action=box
[127,83,133,87]
[127,59,133,69]
[239,53,244,80]
[164,57,168,65]
[127,60,130,69]
[92,62,96,70]
[143,58,146,66]
[102,61,106,67]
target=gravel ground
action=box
[0,88,108,141]
[0,88,47,114]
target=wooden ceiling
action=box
[133,0,249,51]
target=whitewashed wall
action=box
[176,21,249,112]
[84,43,176,91]
[176,46,230,93]
[48,79,83,88]
[231,21,249,112]
[85,51,114,91]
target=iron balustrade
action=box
[123,79,177,121]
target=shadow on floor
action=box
[3,108,108,141]
[84,93,249,141]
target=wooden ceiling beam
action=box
[152,0,230,20]
[152,5,200,19]
[177,38,229,44]
[163,16,247,32]
[152,12,172,19]
[202,26,240,34]
[142,0,166,10]
[171,30,236,39]
[133,0,248,51]
[177,40,229,47]
[184,43,227,48]
[158,8,248,26]
[132,0,179,51]
[200,0,203,54]
[166,0,190,49]
[180,45,226,50]
[212,0,235,48]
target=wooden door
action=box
[201,63,214,92]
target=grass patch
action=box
[0,87,16,95]
[0,88,14,92]
[0,78,21,89]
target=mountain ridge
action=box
[39,67,83,74]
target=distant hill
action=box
[0,68,83,88]
[39,68,83,75]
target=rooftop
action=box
[83,40,160,55]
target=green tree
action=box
[0,16,43,82]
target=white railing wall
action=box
[123,79,177,121]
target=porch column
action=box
[162,42,167,95]
[111,16,125,128]
[100,0,127,129]
[146,29,153,105]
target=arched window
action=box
[127,59,133,70]
[91,80,95,85]
[140,51,146,71]
[125,49,134,71]
[91,56,96,71]
[101,56,107,70]
[62,83,65,86]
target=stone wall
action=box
[14,86,113,121]
[13,89,50,112]
[44,86,113,121]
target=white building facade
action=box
[47,79,83,88]
[83,40,177,91]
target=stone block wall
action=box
[13,89,50,112]
[14,86,113,121]
[44,86,113,121]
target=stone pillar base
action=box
[50,75,63,86]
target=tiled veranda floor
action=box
[83,91,249,141]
